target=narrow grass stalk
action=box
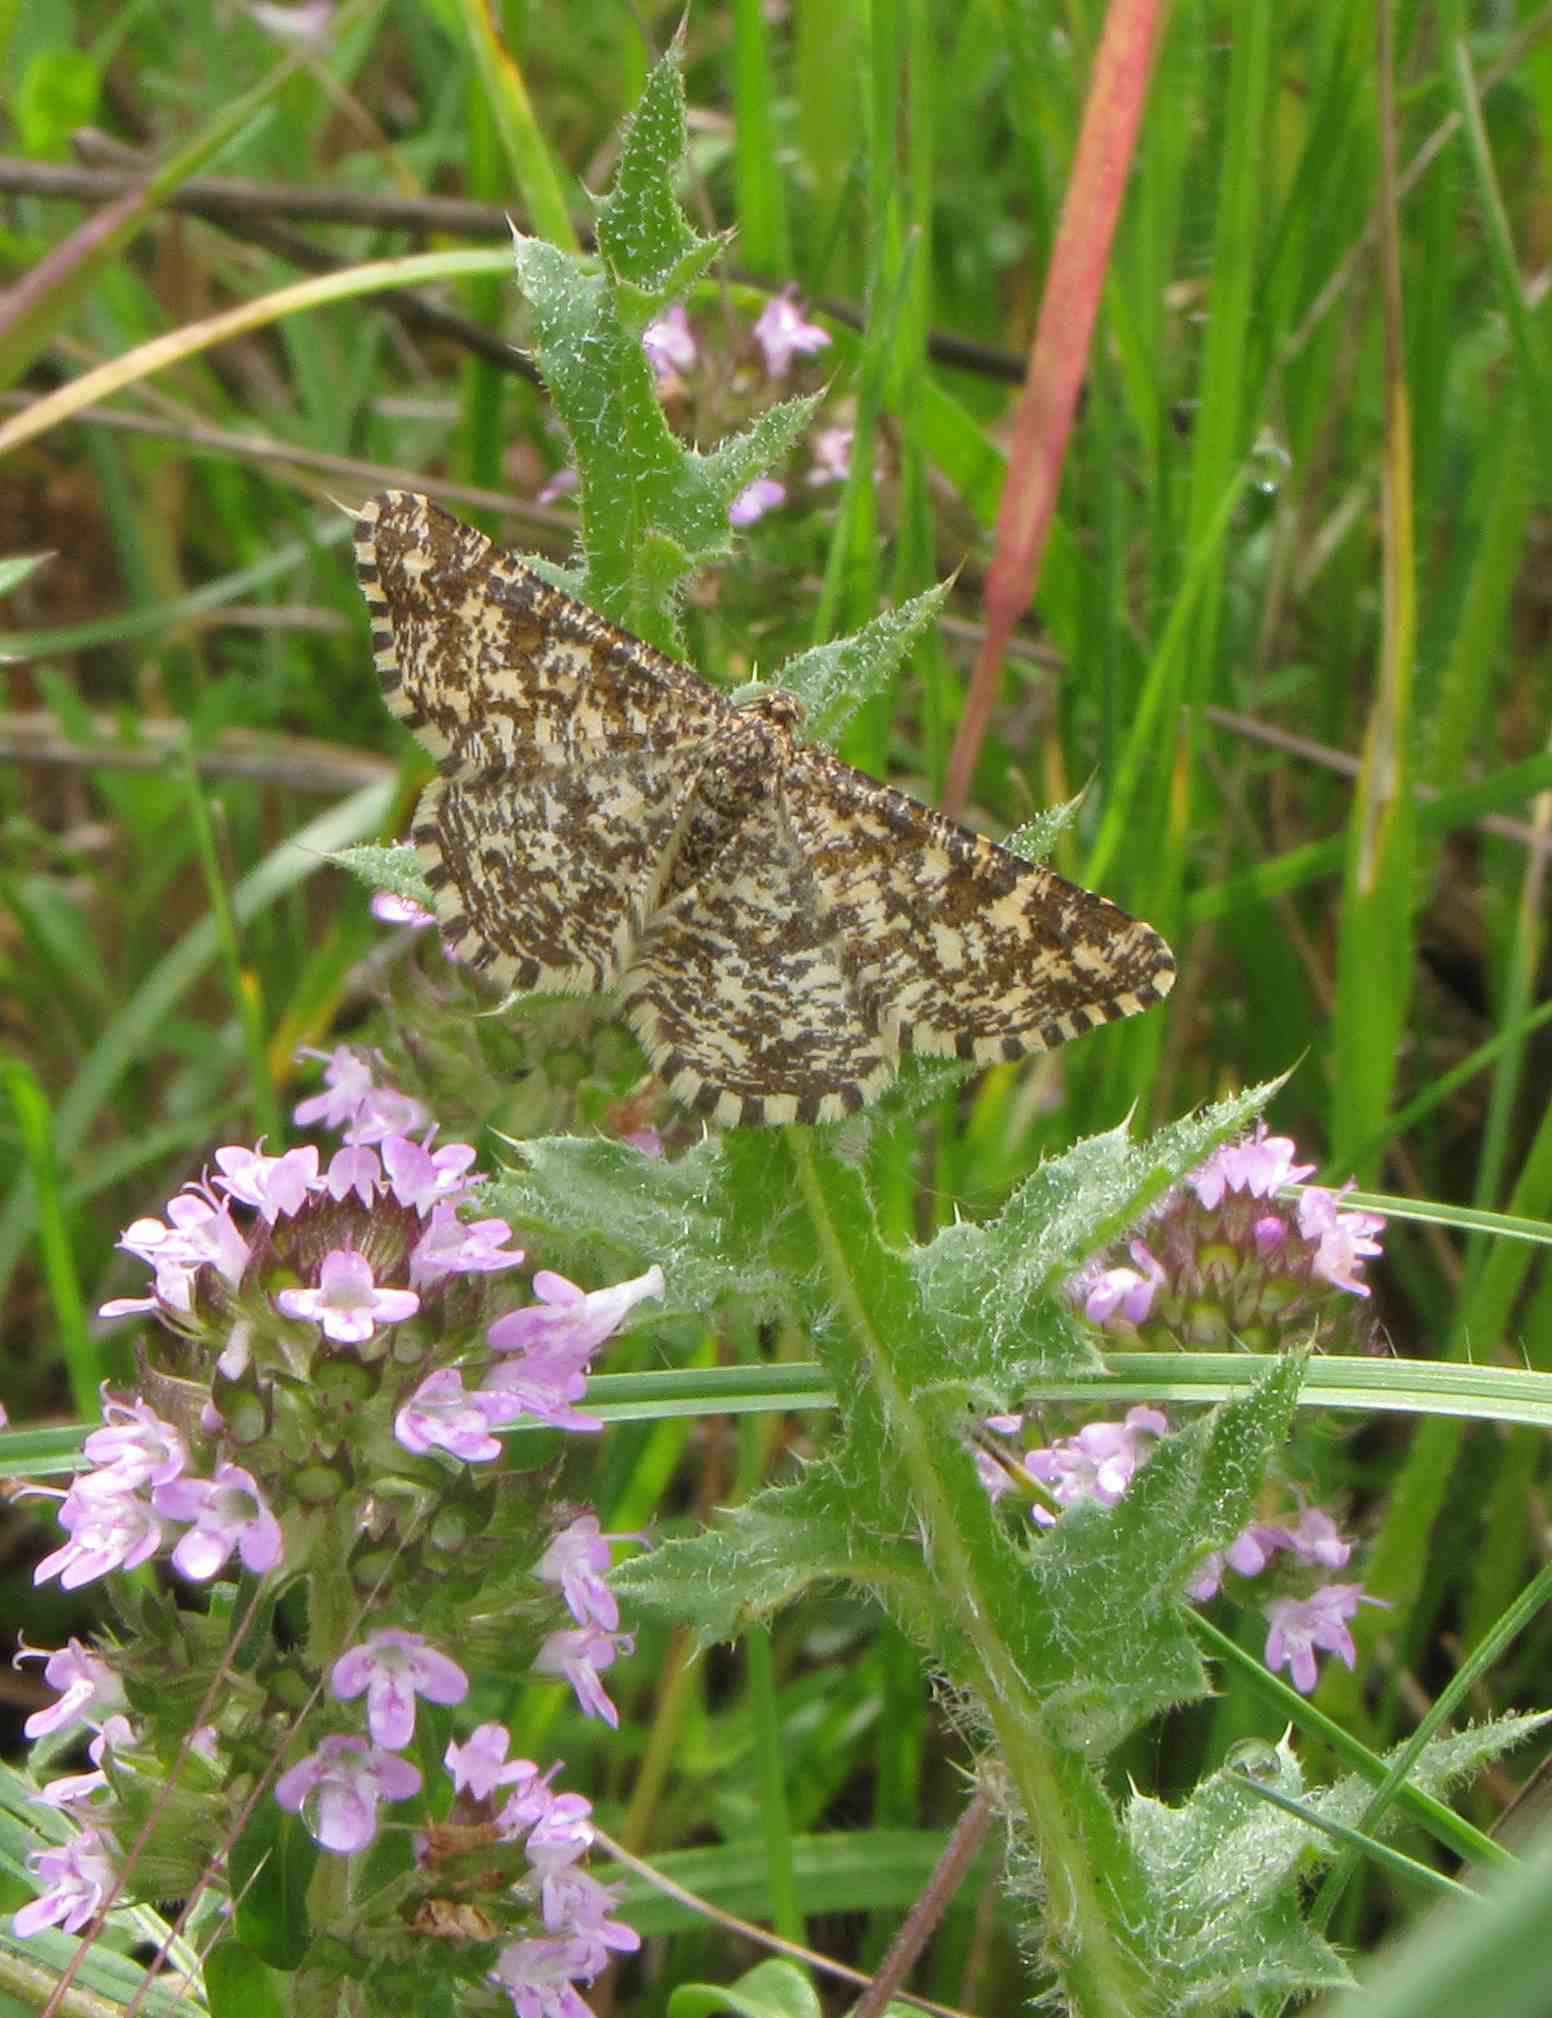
[1314,1559,1552,1928]
[179,755,279,1142]
[1331,2,1417,1183]
[0,0,384,386]
[731,0,792,276]
[1188,1612,1506,1873]
[0,248,505,462]
[2,1060,98,1416]
[452,0,579,252]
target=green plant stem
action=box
[180,751,279,1141]
[3,1059,97,1415]
[787,1129,1155,2017]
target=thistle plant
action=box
[8,40,1548,2018]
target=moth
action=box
[356,492,1174,1126]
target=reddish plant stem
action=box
[942,0,1164,819]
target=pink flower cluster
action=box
[29,1396,281,1591]
[273,1644,639,2016]
[445,1723,641,2016]
[974,1124,1392,1694]
[980,1401,1381,1696]
[15,1046,664,1999]
[1075,1122,1386,1352]
[101,1055,527,1337]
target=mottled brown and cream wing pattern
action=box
[357,491,727,994]
[356,491,1175,1127]
[780,751,1175,1067]
[619,720,897,1127]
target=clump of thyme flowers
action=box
[14,1047,658,2016]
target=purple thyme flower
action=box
[524,1790,595,1873]
[100,1188,250,1320]
[382,1134,478,1213]
[396,1368,515,1463]
[487,1266,664,1362]
[807,424,854,486]
[479,1343,601,1434]
[534,1515,620,1631]
[212,1143,322,1223]
[33,1473,165,1590]
[17,1639,127,1741]
[490,1933,604,2018]
[371,888,436,928]
[1082,1243,1166,1327]
[445,1723,542,1804]
[533,1625,633,1729]
[1073,1121,1385,1352]
[324,1143,382,1208]
[1187,1523,1289,1601]
[152,1463,284,1581]
[33,1717,140,1813]
[1264,1582,1385,1695]
[331,1630,469,1750]
[752,288,830,377]
[729,477,786,525]
[275,1734,423,1853]
[13,1827,118,1939]
[642,303,698,382]
[81,1395,187,1490]
[1298,1185,1386,1297]
[410,1199,526,1287]
[496,1764,562,1842]
[276,1248,420,1345]
[1190,1126,1315,1209]
[293,1046,429,1143]
[1024,1406,1169,1525]
[538,1866,640,1966]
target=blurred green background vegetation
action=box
[3,2,1552,2005]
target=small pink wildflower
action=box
[445,1723,540,1804]
[752,288,830,377]
[274,1735,422,1854]
[371,889,436,928]
[534,1515,619,1631]
[81,1396,187,1490]
[642,303,698,382]
[396,1368,513,1464]
[276,1248,419,1345]
[487,1266,664,1362]
[17,1639,127,1741]
[410,1200,525,1287]
[729,477,786,525]
[152,1464,284,1581]
[1264,1583,1384,1695]
[1298,1186,1386,1298]
[1190,1124,1315,1210]
[293,1047,428,1144]
[807,424,854,486]
[332,1630,469,1750]
[13,1828,118,1940]
[212,1143,321,1224]
[533,1625,633,1728]
[34,1474,165,1590]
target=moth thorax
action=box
[735,687,806,736]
